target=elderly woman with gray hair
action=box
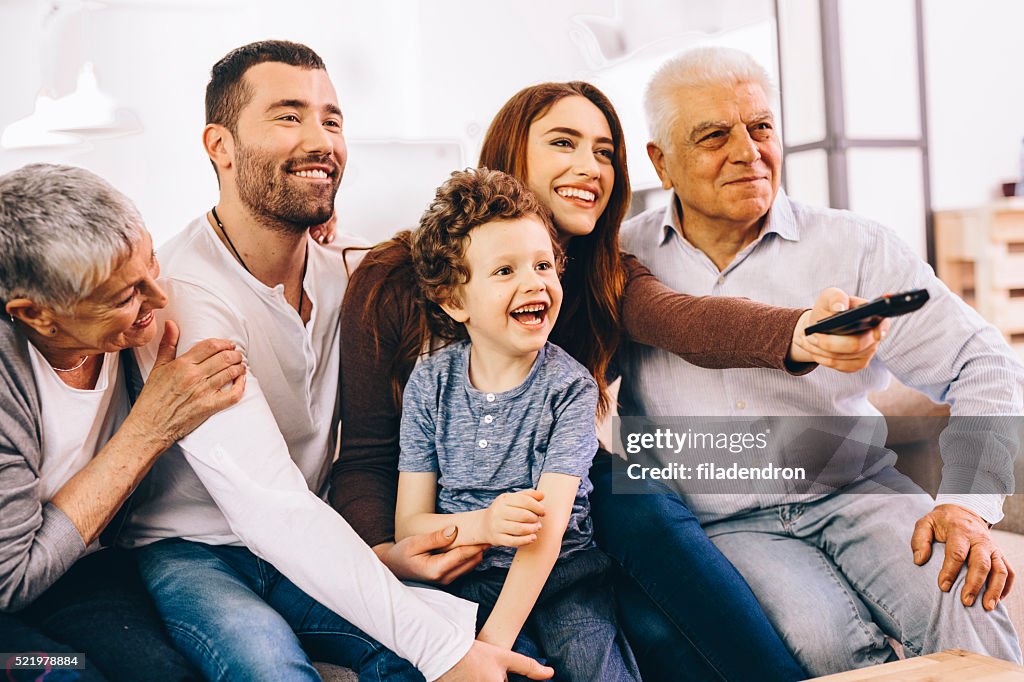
[0,164,247,681]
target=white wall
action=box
[923,0,1024,210]
[777,0,1023,258]
[2,0,1019,250]
[0,0,776,247]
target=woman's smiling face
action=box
[524,95,615,243]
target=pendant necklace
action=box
[211,207,308,317]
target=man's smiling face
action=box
[230,61,347,229]
[651,79,782,235]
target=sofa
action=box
[313,379,1022,680]
[872,379,1024,645]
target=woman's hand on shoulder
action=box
[310,213,337,245]
[129,320,246,449]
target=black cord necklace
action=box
[211,206,308,318]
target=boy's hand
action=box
[483,490,545,547]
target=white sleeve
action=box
[139,281,475,680]
[863,226,1024,523]
[933,493,1006,525]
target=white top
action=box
[28,346,127,505]
[121,216,474,681]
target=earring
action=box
[50,327,57,335]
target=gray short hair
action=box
[0,164,144,312]
[644,46,778,150]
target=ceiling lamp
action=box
[2,62,142,150]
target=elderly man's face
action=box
[229,62,346,229]
[649,80,781,234]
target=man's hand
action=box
[373,527,485,585]
[437,640,553,681]
[911,504,1015,610]
[790,287,890,372]
[483,490,545,547]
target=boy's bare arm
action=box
[397,471,547,548]
[396,471,488,546]
[477,473,580,650]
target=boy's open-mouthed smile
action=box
[442,216,563,365]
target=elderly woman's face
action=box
[52,229,168,353]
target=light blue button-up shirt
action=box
[618,190,1024,523]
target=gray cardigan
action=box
[0,319,138,611]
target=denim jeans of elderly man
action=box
[700,467,1021,677]
[135,539,423,682]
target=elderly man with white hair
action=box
[617,46,1024,675]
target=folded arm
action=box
[397,472,546,549]
[396,471,487,546]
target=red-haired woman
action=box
[331,82,879,681]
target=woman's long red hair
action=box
[478,81,629,415]
[352,81,630,415]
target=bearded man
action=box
[119,41,551,682]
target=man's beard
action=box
[235,141,341,233]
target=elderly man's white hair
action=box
[644,46,778,150]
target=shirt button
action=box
[486,393,495,402]
[735,400,746,410]
[478,439,488,448]
[484,415,494,424]
[717,276,725,286]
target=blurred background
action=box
[1,0,1023,353]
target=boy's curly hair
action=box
[411,167,560,341]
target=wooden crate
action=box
[935,202,1024,355]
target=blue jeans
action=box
[703,467,1022,677]
[451,547,640,682]
[135,539,422,682]
[0,548,199,682]
[589,453,806,682]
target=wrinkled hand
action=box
[132,321,246,448]
[310,213,337,245]
[912,504,1014,610]
[789,287,890,372]
[374,527,485,585]
[483,490,545,547]
[437,640,553,681]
